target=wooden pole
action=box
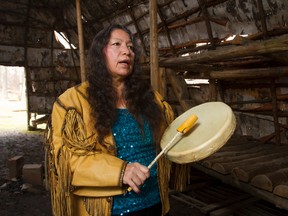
[76,0,86,82]
[150,0,159,91]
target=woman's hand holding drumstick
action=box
[125,114,198,193]
[123,162,150,194]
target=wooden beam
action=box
[76,0,86,82]
[209,67,288,80]
[159,34,288,67]
[182,67,288,80]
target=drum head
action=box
[161,102,236,164]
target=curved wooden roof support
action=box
[76,0,86,82]
[257,0,269,39]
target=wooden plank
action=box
[254,202,288,216]
[201,143,275,168]
[170,191,207,209]
[202,145,275,168]
[192,163,288,210]
[251,168,288,192]
[210,197,259,216]
[200,194,252,214]
[212,142,259,153]
[195,190,219,203]
[232,158,288,182]
[225,135,255,145]
[212,153,288,174]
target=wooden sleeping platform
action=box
[191,134,288,210]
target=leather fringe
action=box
[48,109,99,216]
[158,156,171,215]
[47,140,74,215]
[83,197,110,216]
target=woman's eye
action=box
[128,45,134,51]
[112,42,120,46]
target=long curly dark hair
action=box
[87,24,165,147]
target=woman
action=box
[48,24,174,216]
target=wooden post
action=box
[149,0,159,91]
[76,0,86,82]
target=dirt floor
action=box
[0,99,51,216]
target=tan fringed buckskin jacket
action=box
[48,81,174,216]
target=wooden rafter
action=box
[257,0,269,39]
[197,0,216,48]
[165,16,228,30]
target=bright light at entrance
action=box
[0,66,27,130]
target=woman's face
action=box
[104,29,135,80]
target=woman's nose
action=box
[121,44,131,55]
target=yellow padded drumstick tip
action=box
[176,114,198,134]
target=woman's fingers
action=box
[123,162,150,193]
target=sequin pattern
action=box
[112,109,161,215]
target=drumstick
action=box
[127,114,198,192]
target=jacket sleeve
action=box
[51,97,127,193]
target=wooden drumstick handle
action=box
[126,114,198,192]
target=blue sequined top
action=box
[111,109,161,215]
